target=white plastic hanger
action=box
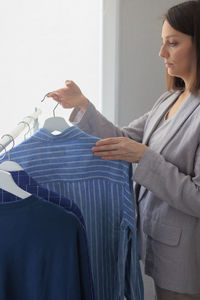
[0,170,31,199]
[41,93,70,133]
[0,136,24,171]
[0,161,24,171]
[43,115,69,133]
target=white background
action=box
[0,0,101,143]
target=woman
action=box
[47,1,200,299]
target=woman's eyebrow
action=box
[161,34,179,39]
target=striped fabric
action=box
[3,126,143,300]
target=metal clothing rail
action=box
[0,108,42,154]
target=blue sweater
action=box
[0,195,94,300]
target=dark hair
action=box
[163,0,200,93]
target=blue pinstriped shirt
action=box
[3,126,143,300]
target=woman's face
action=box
[159,20,196,84]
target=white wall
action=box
[101,0,184,127]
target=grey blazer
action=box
[70,90,200,294]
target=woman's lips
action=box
[165,62,173,68]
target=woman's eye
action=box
[169,42,177,47]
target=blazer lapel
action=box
[157,92,200,153]
[137,91,180,202]
[143,91,180,145]
[137,91,200,202]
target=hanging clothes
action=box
[0,170,86,227]
[0,193,94,300]
[2,126,144,300]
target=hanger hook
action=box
[53,102,60,117]
[0,143,7,161]
[17,121,31,140]
[26,115,36,124]
[41,92,51,102]
[25,115,36,135]
[41,92,61,117]
[1,134,15,160]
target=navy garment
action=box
[0,172,94,300]
[1,126,144,300]
[0,170,86,228]
[0,194,94,300]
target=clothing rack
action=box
[0,108,42,154]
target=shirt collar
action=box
[31,126,87,142]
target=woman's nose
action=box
[159,44,168,58]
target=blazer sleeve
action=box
[134,146,200,218]
[69,101,149,141]
[69,91,172,140]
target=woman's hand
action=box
[46,80,89,112]
[92,137,147,163]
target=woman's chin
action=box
[167,70,177,77]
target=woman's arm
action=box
[134,146,200,218]
[47,80,150,141]
[47,80,89,112]
[70,101,149,141]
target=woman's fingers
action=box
[46,92,61,102]
[92,143,119,153]
[65,80,73,86]
[92,137,148,163]
[95,138,122,146]
[93,149,120,157]
[92,138,125,159]
[44,80,86,109]
[92,137,126,153]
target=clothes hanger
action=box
[41,93,70,133]
[0,170,31,199]
[0,136,24,171]
[0,143,30,198]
